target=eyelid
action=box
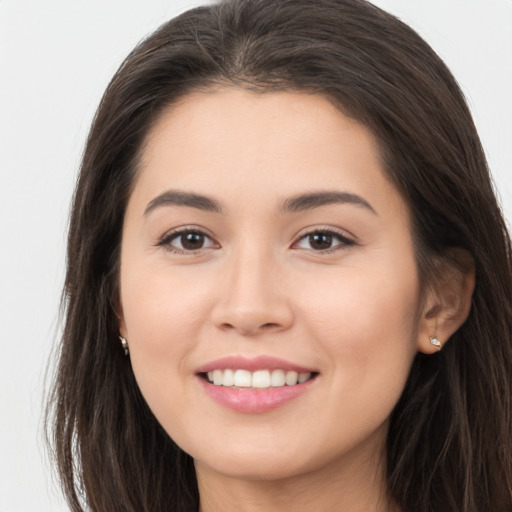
[157,225,220,254]
[155,224,356,255]
[291,225,357,253]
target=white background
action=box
[0,1,510,510]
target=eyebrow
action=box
[144,189,376,216]
[144,190,223,215]
[282,191,377,215]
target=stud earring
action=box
[429,336,442,351]
[119,336,129,356]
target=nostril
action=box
[261,322,280,330]
[212,301,294,335]
[218,321,282,335]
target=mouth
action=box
[196,356,319,412]
[200,369,318,389]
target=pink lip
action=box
[198,376,317,413]
[195,355,318,414]
[196,355,316,374]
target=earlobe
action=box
[116,300,130,356]
[417,248,475,354]
[119,335,130,356]
[116,298,128,339]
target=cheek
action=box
[119,262,214,407]
[121,262,211,348]
[297,255,421,389]
[292,263,421,455]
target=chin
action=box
[194,450,314,482]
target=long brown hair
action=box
[47,0,512,510]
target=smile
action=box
[205,369,314,388]
[196,356,319,413]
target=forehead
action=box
[132,88,406,219]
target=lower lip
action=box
[198,377,316,413]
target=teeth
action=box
[205,369,313,388]
[222,369,234,386]
[285,370,298,386]
[213,369,223,385]
[271,369,286,387]
[234,369,252,387]
[252,370,271,388]
[298,372,310,383]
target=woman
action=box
[46,0,512,510]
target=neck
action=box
[196,441,399,512]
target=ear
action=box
[116,296,128,339]
[417,248,475,354]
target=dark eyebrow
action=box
[282,191,377,215]
[144,190,222,215]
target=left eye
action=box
[294,231,353,251]
[163,230,217,252]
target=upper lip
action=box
[196,355,317,374]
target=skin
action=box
[118,89,471,511]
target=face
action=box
[119,89,427,482]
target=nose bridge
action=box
[230,240,274,302]
[213,238,293,334]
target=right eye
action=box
[159,229,218,254]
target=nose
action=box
[211,246,294,336]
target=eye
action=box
[293,229,355,253]
[159,228,218,254]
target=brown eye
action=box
[294,229,355,253]
[180,232,206,250]
[162,229,217,253]
[308,233,333,250]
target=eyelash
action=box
[157,226,218,255]
[293,227,356,254]
[157,226,356,255]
